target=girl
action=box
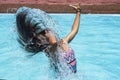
[16,4,81,74]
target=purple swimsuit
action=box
[62,48,77,73]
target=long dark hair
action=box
[16,7,49,53]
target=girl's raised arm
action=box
[63,3,81,43]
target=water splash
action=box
[16,7,61,39]
[1,8,81,80]
[16,7,81,79]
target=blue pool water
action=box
[0,13,120,80]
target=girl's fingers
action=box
[69,5,77,9]
[69,3,81,12]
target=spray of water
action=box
[16,7,81,80]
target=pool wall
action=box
[0,0,120,13]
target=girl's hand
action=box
[69,3,81,12]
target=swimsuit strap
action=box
[68,58,76,64]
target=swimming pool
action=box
[0,13,120,80]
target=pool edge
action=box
[0,3,120,14]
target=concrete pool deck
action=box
[0,0,120,13]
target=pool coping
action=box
[0,3,120,14]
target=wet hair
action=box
[16,7,49,53]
